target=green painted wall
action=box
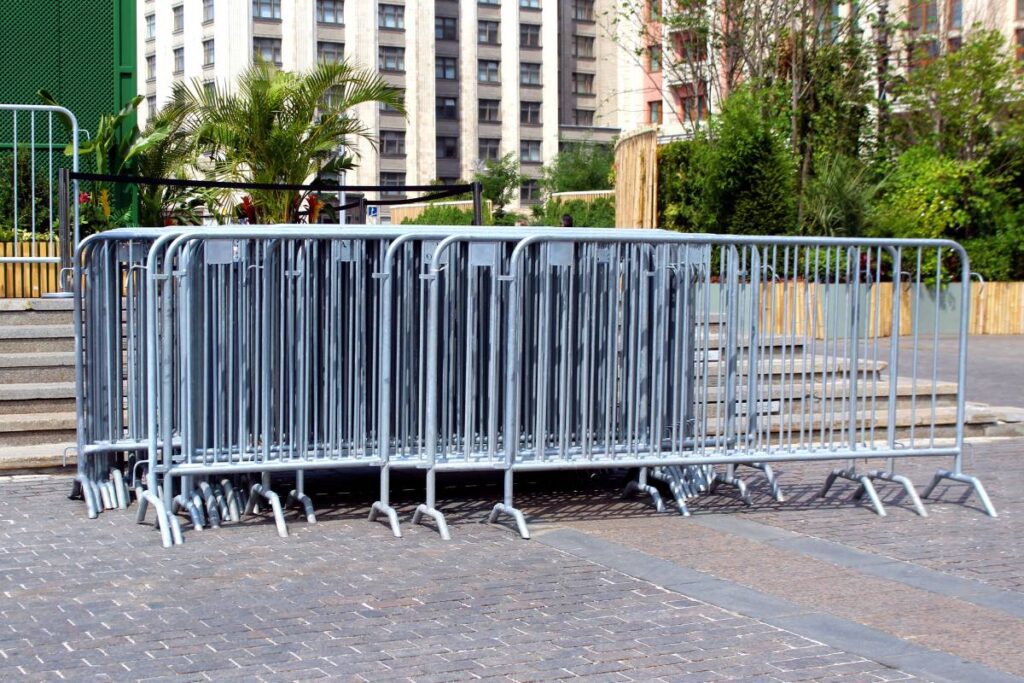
[0,0,137,155]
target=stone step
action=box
[0,411,77,447]
[0,382,76,415]
[0,298,73,325]
[0,324,75,353]
[0,441,76,472]
[0,351,76,383]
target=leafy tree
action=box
[891,28,1022,162]
[801,153,884,236]
[170,58,403,223]
[473,153,520,217]
[539,142,614,194]
[873,146,1024,280]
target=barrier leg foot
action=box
[820,468,844,498]
[140,491,173,548]
[922,470,997,518]
[250,484,289,538]
[76,475,99,519]
[221,479,240,522]
[412,504,451,541]
[747,463,785,502]
[197,483,221,529]
[287,491,317,524]
[711,471,752,506]
[623,468,665,512]
[650,467,690,517]
[174,494,205,530]
[866,470,927,517]
[111,468,128,509]
[488,503,530,539]
[369,501,402,538]
[852,476,887,517]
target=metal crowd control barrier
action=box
[0,104,79,290]
[70,226,995,548]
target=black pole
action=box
[57,168,72,292]
[471,181,484,226]
[357,197,368,223]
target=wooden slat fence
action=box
[0,241,60,298]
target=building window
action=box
[203,0,215,22]
[572,72,595,95]
[479,138,500,161]
[380,172,406,197]
[1019,0,1024,20]
[203,39,215,67]
[1017,29,1024,65]
[520,0,540,8]
[573,109,594,126]
[479,99,501,122]
[648,100,661,124]
[948,0,962,29]
[146,54,156,81]
[479,0,499,4]
[173,47,185,74]
[381,130,406,157]
[908,0,937,32]
[146,95,157,113]
[145,14,155,40]
[676,32,707,62]
[437,136,459,159]
[520,101,541,125]
[521,24,541,48]
[573,0,594,21]
[647,45,662,72]
[520,140,542,162]
[318,41,344,63]
[520,63,541,85]
[254,37,282,65]
[378,46,405,72]
[253,0,281,20]
[436,96,458,120]
[478,59,500,83]
[648,0,661,20]
[436,16,457,41]
[379,4,405,30]
[317,0,344,24]
[574,35,595,58]
[521,179,540,202]
[947,35,962,52]
[380,90,404,113]
[204,81,215,96]
[677,85,708,123]
[172,5,184,32]
[435,57,457,79]
[479,20,500,44]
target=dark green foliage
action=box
[400,204,477,226]
[540,142,614,194]
[0,150,52,238]
[473,153,521,215]
[657,88,796,235]
[533,197,616,227]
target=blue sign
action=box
[367,206,379,218]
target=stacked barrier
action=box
[72,226,996,548]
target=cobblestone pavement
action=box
[0,477,917,682]
[504,440,1024,678]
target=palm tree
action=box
[170,58,404,223]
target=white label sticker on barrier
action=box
[204,240,239,264]
[547,242,573,267]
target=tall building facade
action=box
[138,0,623,213]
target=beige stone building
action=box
[138,0,625,214]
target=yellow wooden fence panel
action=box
[0,242,60,298]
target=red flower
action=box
[78,191,91,205]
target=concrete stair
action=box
[0,299,78,470]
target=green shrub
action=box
[400,204,478,225]
[532,197,615,227]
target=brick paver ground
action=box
[0,475,916,682]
